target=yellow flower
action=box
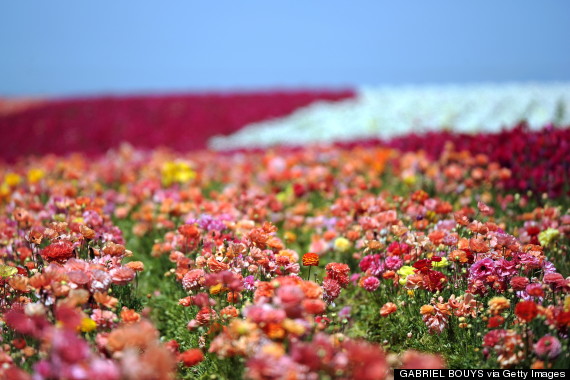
[4,173,22,187]
[564,295,570,312]
[231,320,255,336]
[284,231,297,243]
[79,318,97,332]
[209,283,224,295]
[27,168,45,184]
[432,257,449,268]
[397,265,415,285]
[276,184,293,203]
[282,318,305,336]
[0,182,9,197]
[161,161,196,187]
[334,237,351,252]
[403,175,417,186]
[538,228,560,247]
[0,264,18,278]
[398,266,415,277]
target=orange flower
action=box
[420,305,435,315]
[380,302,398,317]
[94,292,119,309]
[79,225,96,239]
[207,256,229,272]
[301,280,323,299]
[382,270,396,279]
[102,242,126,257]
[125,261,145,272]
[302,252,319,267]
[220,306,239,318]
[120,307,141,324]
[265,323,286,340]
[227,292,241,304]
[488,297,511,315]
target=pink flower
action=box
[362,276,380,292]
[543,273,567,290]
[182,269,205,291]
[91,309,118,329]
[88,359,121,380]
[469,258,495,281]
[385,256,403,270]
[322,278,341,302]
[534,335,562,359]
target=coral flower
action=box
[510,276,529,291]
[125,261,145,272]
[110,266,136,285]
[302,252,319,266]
[380,302,397,317]
[303,299,327,314]
[400,350,445,369]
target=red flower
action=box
[41,241,74,263]
[556,311,570,327]
[387,242,410,256]
[325,263,350,287]
[487,316,505,328]
[179,349,204,367]
[424,270,447,292]
[413,259,432,273]
[515,301,538,322]
[178,224,200,239]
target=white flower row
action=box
[209,82,570,150]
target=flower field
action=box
[0,111,569,378]
[0,90,353,161]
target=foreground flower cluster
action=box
[0,126,569,379]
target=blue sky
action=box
[1,1,569,96]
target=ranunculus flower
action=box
[380,302,397,317]
[179,349,204,367]
[302,252,319,266]
[515,301,538,322]
[510,276,529,291]
[41,241,75,263]
[534,335,562,359]
[362,276,380,292]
